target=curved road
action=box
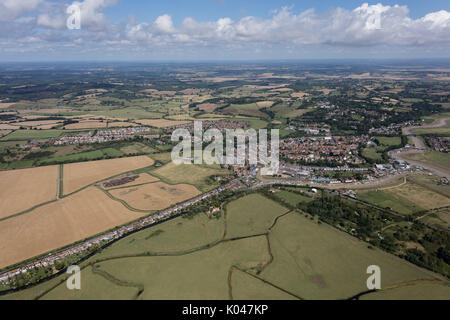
[395,117,450,178]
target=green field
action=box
[358,190,420,214]
[0,130,66,141]
[404,151,450,171]
[362,147,383,161]
[120,143,156,155]
[357,177,450,215]
[362,136,401,162]
[150,162,229,191]
[38,148,124,165]
[361,282,450,300]
[222,104,267,119]
[273,190,313,207]
[375,136,401,146]
[1,193,448,300]
[225,194,289,239]
[258,212,444,300]
[412,127,450,135]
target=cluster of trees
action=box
[300,195,385,241]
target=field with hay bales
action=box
[63,156,154,195]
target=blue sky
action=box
[0,0,450,61]
[104,0,450,23]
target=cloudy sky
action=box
[1,0,450,61]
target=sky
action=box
[0,0,450,61]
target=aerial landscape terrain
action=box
[0,0,449,303]
[0,60,449,300]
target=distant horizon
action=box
[1,1,449,61]
[2,57,450,64]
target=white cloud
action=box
[37,13,65,29]
[0,0,43,21]
[123,4,450,48]
[154,14,175,33]
[1,2,450,58]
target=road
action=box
[395,117,450,178]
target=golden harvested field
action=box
[107,122,138,128]
[197,103,220,112]
[64,120,107,129]
[0,123,20,130]
[291,92,309,98]
[0,187,147,269]
[0,103,16,109]
[135,119,190,128]
[0,166,58,219]
[270,88,293,92]
[14,120,63,128]
[63,156,155,195]
[109,182,200,211]
[104,173,160,189]
[256,101,275,108]
[0,130,11,137]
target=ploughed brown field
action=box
[0,166,58,219]
[63,156,155,195]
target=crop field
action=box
[109,182,200,211]
[404,151,450,171]
[38,148,124,166]
[0,130,66,141]
[94,213,225,259]
[256,101,274,108]
[0,187,147,269]
[92,108,164,120]
[412,127,450,135]
[358,179,450,214]
[48,236,270,300]
[407,174,450,198]
[0,124,20,130]
[259,212,446,300]
[150,162,229,191]
[135,119,191,128]
[197,103,220,112]
[104,173,160,189]
[13,120,63,129]
[375,136,402,146]
[224,194,289,239]
[63,156,155,195]
[0,166,58,219]
[63,121,108,129]
[361,282,450,300]
[230,268,297,300]
[0,130,11,137]
[358,190,419,214]
[119,143,156,155]
[273,190,313,207]
[221,104,268,118]
[41,266,140,300]
[6,192,448,300]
